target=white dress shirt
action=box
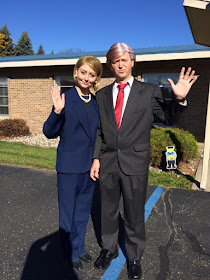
[112,76,134,125]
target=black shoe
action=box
[79,252,92,263]
[72,259,83,271]
[128,261,142,279]
[94,249,119,270]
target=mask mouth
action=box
[81,80,89,85]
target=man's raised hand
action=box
[168,67,198,100]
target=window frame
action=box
[54,76,75,93]
[142,73,180,128]
[0,77,9,117]
[142,73,180,101]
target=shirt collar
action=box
[113,76,134,91]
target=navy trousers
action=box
[57,172,95,261]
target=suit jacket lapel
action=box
[120,79,144,131]
[71,87,91,139]
[103,83,119,132]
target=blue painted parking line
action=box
[144,186,164,221]
[101,186,164,280]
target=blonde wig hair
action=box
[73,56,103,91]
[106,42,136,67]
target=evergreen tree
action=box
[37,44,45,55]
[14,31,34,56]
[0,25,15,57]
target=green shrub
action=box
[0,119,30,137]
[164,127,199,162]
[150,126,199,167]
[150,127,173,167]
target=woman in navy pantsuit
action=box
[43,56,103,270]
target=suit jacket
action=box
[43,86,99,173]
[93,79,186,176]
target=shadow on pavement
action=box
[20,230,79,280]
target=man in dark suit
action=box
[90,43,197,279]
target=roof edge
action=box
[0,44,210,68]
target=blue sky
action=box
[1,0,195,54]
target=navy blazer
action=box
[43,86,99,173]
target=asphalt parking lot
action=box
[1,164,210,280]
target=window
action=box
[0,77,8,115]
[142,73,179,100]
[142,73,180,127]
[55,76,75,93]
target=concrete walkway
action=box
[1,164,210,280]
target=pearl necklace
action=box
[76,87,91,103]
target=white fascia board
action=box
[183,0,210,9]
[0,52,210,68]
[0,57,107,68]
[136,51,210,61]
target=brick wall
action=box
[1,59,210,141]
[1,65,76,134]
[8,77,54,134]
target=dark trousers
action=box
[57,172,95,261]
[167,160,176,169]
[99,163,148,261]
[91,180,125,249]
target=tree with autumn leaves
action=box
[0,33,8,50]
[0,25,15,56]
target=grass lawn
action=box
[0,140,194,189]
[0,141,56,170]
[148,169,194,189]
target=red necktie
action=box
[114,83,128,129]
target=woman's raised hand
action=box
[51,85,65,114]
